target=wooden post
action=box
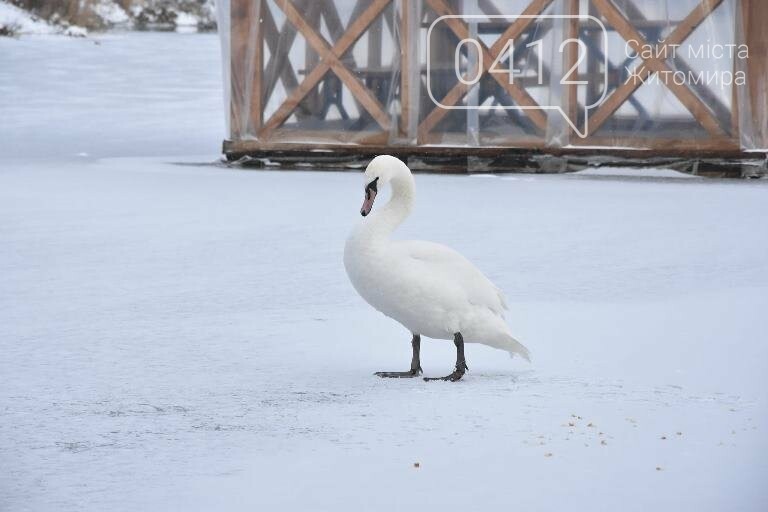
[230,0,252,139]
[248,0,264,133]
[585,1,602,108]
[304,0,323,116]
[564,0,579,140]
[368,3,383,69]
[742,0,768,148]
[399,0,413,138]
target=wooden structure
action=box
[222,0,767,176]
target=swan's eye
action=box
[365,177,379,199]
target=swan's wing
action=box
[395,240,508,316]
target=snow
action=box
[2,32,768,512]
[91,0,130,25]
[0,1,56,35]
[174,11,199,27]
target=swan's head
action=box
[360,155,409,216]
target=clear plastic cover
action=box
[218,0,767,153]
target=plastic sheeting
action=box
[218,0,767,152]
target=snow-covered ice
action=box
[0,31,224,160]
[1,32,768,512]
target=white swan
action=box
[344,155,530,381]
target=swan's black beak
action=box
[360,177,378,216]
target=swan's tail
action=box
[498,334,531,362]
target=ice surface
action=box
[0,31,224,160]
[1,32,768,512]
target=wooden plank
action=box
[225,137,754,159]
[572,135,740,152]
[417,0,553,140]
[588,0,725,136]
[259,0,392,137]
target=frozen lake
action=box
[1,32,767,512]
[0,31,224,160]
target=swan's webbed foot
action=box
[424,361,468,382]
[374,367,423,378]
[424,333,468,382]
[374,334,422,379]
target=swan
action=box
[344,155,530,382]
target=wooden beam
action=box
[248,0,264,132]
[230,0,252,139]
[225,137,755,160]
[564,0,579,138]
[588,0,726,137]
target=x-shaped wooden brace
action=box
[258,0,392,138]
[418,0,554,142]
[588,0,727,137]
[260,0,302,112]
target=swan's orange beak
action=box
[360,178,378,217]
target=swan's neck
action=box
[360,174,414,241]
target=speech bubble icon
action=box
[426,14,609,139]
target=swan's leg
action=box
[374,334,423,378]
[424,332,468,382]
